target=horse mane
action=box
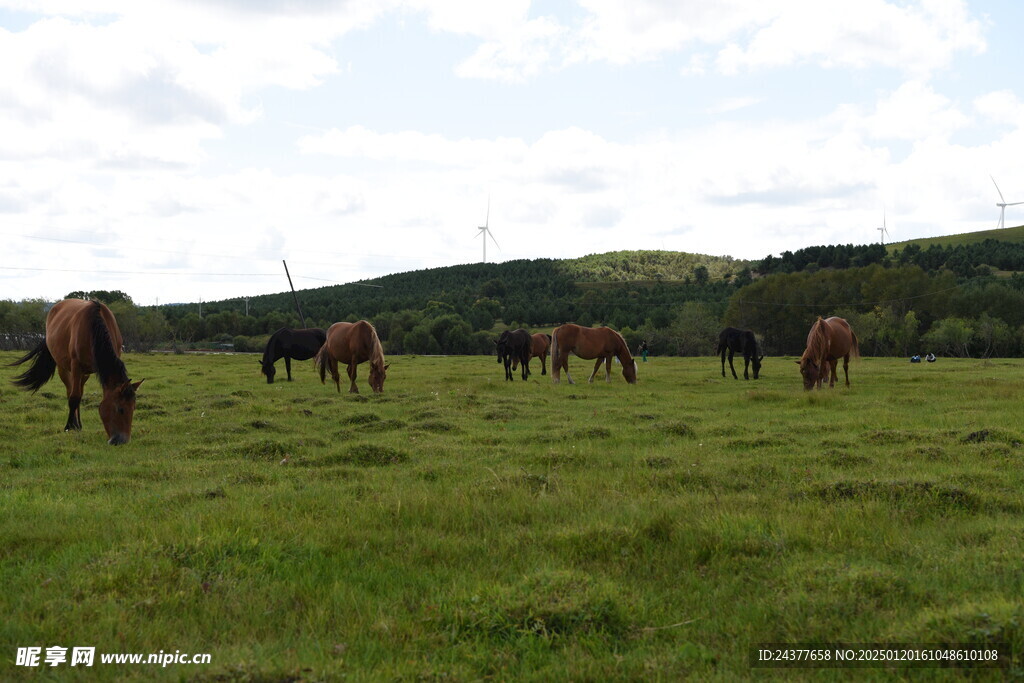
[90,301,129,388]
[367,322,385,369]
[801,317,828,365]
[610,328,634,364]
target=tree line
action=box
[3,245,1024,358]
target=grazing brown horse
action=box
[798,316,859,390]
[314,320,389,393]
[550,324,637,385]
[9,299,142,444]
[510,332,552,376]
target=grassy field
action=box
[2,350,1023,680]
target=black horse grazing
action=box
[259,327,327,384]
[494,328,532,381]
[717,327,763,380]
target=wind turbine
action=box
[877,209,889,245]
[991,175,1024,230]
[476,197,500,262]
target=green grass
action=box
[2,352,1023,680]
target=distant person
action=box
[638,340,649,362]
[925,352,936,363]
[910,355,921,363]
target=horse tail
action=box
[314,342,329,384]
[9,339,56,392]
[550,327,560,379]
[850,328,861,360]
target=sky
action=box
[1,0,1023,306]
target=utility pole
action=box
[282,260,306,327]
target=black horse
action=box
[495,328,532,381]
[259,327,327,384]
[717,327,763,380]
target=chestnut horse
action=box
[798,316,859,390]
[9,299,142,444]
[314,320,389,393]
[550,324,637,385]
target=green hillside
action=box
[888,224,1024,251]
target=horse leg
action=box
[588,358,603,383]
[743,353,750,380]
[504,356,513,381]
[285,356,293,381]
[59,366,83,431]
[728,349,739,379]
[347,362,359,393]
[604,356,612,382]
[540,352,547,376]
[720,348,726,377]
[828,360,838,388]
[521,353,529,381]
[842,354,850,387]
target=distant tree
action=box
[66,290,134,305]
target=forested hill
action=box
[8,238,1024,358]
[184,250,751,330]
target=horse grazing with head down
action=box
[259,327,326,384]
[798,316,859,390]
[9,299,143,445]
[550,324,637,385]
[314,321,389,393]
[717,327,763,380]
[495,328,532,381]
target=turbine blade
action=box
[488,229,500,251]
[991,175,1007,204]
[485,196,490,229]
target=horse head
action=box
[622,359,638,384]
[369,362,389,393]
[259,359,276,383]
[797,358,820,391]
[751,354,763,380]
[99,379,143,445]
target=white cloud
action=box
[855,81,970,141]
[715,0,985,76]
[974,90,1024,126]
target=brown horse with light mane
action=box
[314,320,389,393]
[9,299,143,444]
[798,316,859,390]
[550,324,637,385]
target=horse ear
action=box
[384,363,391,370]
[131,379,145,391]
